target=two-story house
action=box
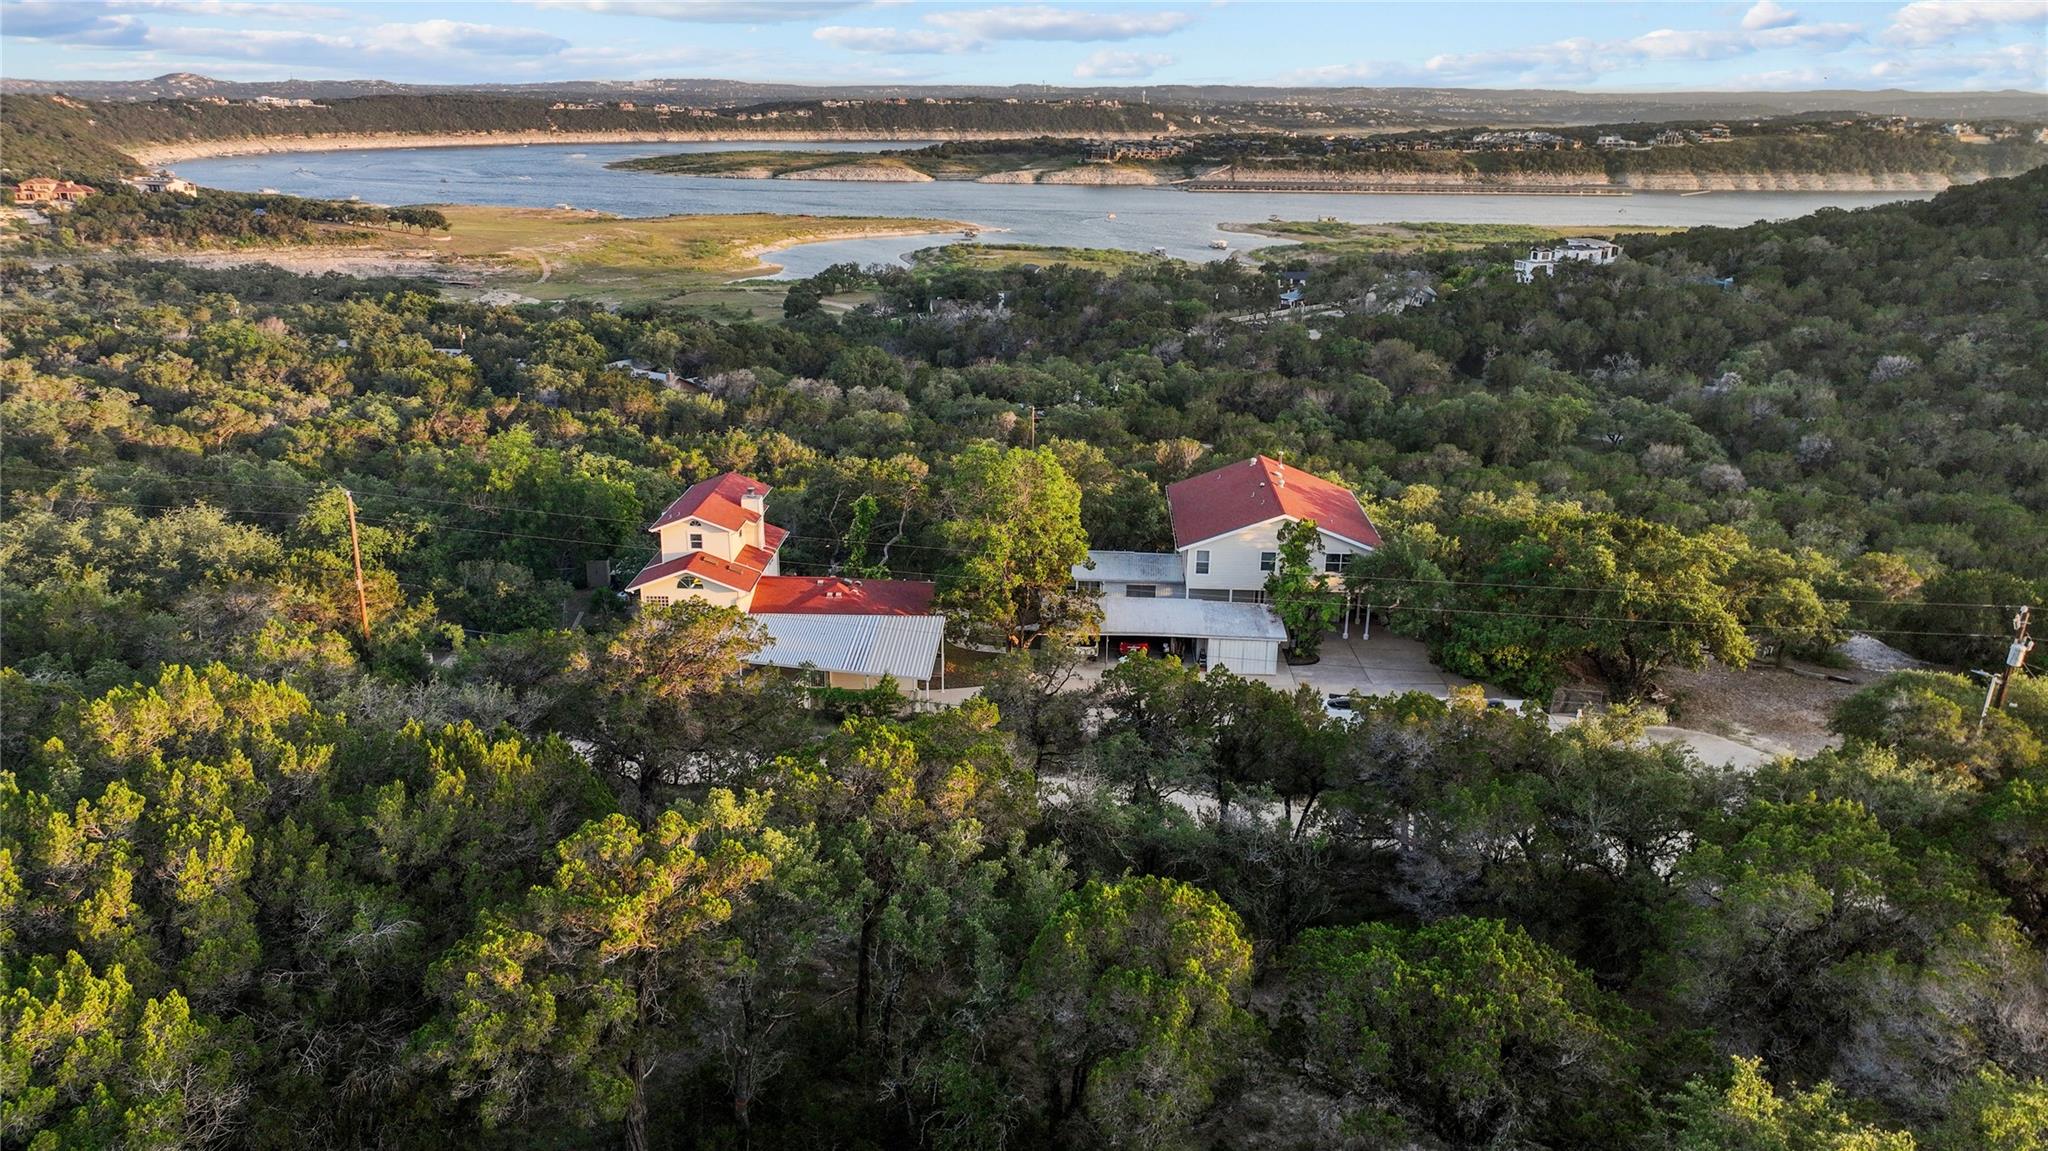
[1072,455,1379,676]
[1514,237,1621,283]
[627,472,947,692]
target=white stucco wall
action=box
[636,577,750,610]
[1179,517,1367,594]
[656,519,739,563]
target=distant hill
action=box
[3,72,2043,124]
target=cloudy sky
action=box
[2,0,2043,90]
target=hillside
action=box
[0,92,1221,175]
[617,121,2046,192]
[6,71,2044,123]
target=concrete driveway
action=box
[1249,631,1502,699]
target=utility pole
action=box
[1978,604,2034,734]
[343,489,372,645]
[1027,405,1038,448]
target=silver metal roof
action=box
[1073,550,1185,585]
[750,612,946,683]
[1096,596,1287,641]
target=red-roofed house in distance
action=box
[1071,455,1379,676]
[627,472,948,692]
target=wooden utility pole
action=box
[343,489,372,644]
[1978,604,2034,734]
[1028,405,1038,448]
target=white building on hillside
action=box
[627,472,946,691]
[1514,237,1621,283]
[1073,455,1380,676]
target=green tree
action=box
[1016,875,1255,1148]
[1667,1056,1917,1151]
[567,599,770,812]
[1287,916,1651,1146]
[936,442,1092,646]
[1265,517,1343,662]
[421,792,773,1151]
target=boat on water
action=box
[1107,213,1116,220]
[962,228,979,239]
[1209,239,1230,250]
[1151,245,1168,256]
[259,187,280,194]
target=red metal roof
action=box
[626,550,764,593]
[649,472,769,533]
[748,577,936,616]
[1165,455,1381,551]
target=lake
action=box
[178,142,1937,279]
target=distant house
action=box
[1071,455,1380,675]
[1514,237,1621,283]
[1595,134,1634,150]
[13,178,94,208]
[124,170,198,196]
[627,472,946,691]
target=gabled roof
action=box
[1166,455,1381,551]
[626,550,764,593]
[650,472,769,533]
[748,576,936,616]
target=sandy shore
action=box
[127,129,1073,166]
[732,221,973,277]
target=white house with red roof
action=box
[1071,455,1379,676]
[628,472,947,691]
[1169,455,1382,600]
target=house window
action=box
[1194,549,1211,575]
[644,594,670,607]
[1259,551,1277,573]
[1189,588,1229,602]
[1126,584,1157,599]
[1324,553,1353,574]
[1077,579,1103,594]
[688,532,704,551]
[679,576,703,589]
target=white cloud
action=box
[1741,0,1799,31]
[1870,39,2047,85]
[7,6,573,72]
[1073,49,1173,78]
[813,24,976,53]
[1886,0,2048,44]
[1287,7,1867,87]
[816,4,1194,56]
[926,5,1193,41]
[111,1,351,17]
[532,1,869,23]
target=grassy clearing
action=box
[1231,219,1687,259]
[381,206,965,308]
[908,241,1170,275]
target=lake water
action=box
[179,142,1936,279]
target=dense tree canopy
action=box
[3,166,2046,1148]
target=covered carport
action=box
[1092,596,1287,676]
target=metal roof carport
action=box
[1094,597,1286,676]
[750,613,947,690]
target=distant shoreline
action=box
[127,129,1075,166]
[149,132,1992,200]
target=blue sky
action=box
[3,1,2043,90]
